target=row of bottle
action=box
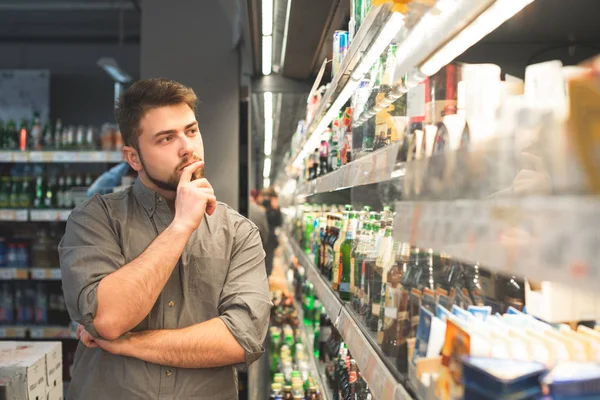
[0,282,67,325]
[270,291,322,400]
[293,203,525,374]
[0,114,123,151]
[0,172,94,209]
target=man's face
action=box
[133,103,205,192]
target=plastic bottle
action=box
[6,244,17,268]
[16,243,29,268]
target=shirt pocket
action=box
[187,256,229,308]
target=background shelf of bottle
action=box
[296,141,402,197]
[393,196,600,293]
[288,3,395,168]
[0,326,75,339]
[0,268,61,281]
[0,151,123,163]
[0,209,72,222]
[278,237,333,400]
[286,233,414,400]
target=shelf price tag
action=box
[0,269,14,280]
[0,210,16,221]
[30,327,44,339]
[53,152,77,162]
[0,152,13,162]
[13,152,29,162]
[108,152,123,162]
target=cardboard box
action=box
[0,372,27,399]
[16,342,63,388]
[46,380,63,400]
[0,348,46,400]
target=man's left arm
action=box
[87,218,272,369]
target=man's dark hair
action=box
[115,78,198,150]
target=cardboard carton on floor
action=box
[47,381,63,400]
[0,347,46,400]
[17,342,63,389]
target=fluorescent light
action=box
[280,0,292,68]
[420,0,534,76]
[263,158,272,178]
[264,91,273,156]
[264,124,273,155]
[263,178,271,188]
[262,35,272,75]
[262,0,273,36]
[264,92,273,120]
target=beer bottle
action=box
[18,118,28,151]
[42,120,53,149]
[9,177,20,209]
[340,211,358,301]
[30,113,43,150]
[33,176,45,209]
[0,177,10,208]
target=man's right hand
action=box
[173,161,217,233]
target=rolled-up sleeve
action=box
[218,218,272,371]
[59,197,125,339]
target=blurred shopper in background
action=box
[249,188,269,249]
[260,187,282,276]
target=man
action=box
[59,78,271,399]
[248,189,269,248]
[260,188,281,277]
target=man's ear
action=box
[123,146,142,172]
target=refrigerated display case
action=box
[274,0,600,398]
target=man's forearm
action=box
[95,222,193,340]
[118,318,245,368]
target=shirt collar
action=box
[133,178,158,217]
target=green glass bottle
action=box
[5,120,17,150]
[303,282,314,327]
[0,177,10,208]
[33,176,45,209]
[303,214,314,254]
[9,177,20,209]
[339,211,358,301]
[19,177,32,208]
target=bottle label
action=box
[371,303,380,316]
[345,218,358,239]
[320,326,332,343]
[339,282,350,294]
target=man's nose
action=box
[179,135,195,157]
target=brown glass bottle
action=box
[381,243,408,357]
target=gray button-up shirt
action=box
[59,179,272,400]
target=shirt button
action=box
[168,300,175,307]
[166,370,172,377]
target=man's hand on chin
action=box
[78,324,129,355]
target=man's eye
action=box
[187,129,198,136]
[160,136,172,143]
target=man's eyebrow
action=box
[152,122,198,138]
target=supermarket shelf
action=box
[286,233,414,400]
[0,209,28,221]
[296,141,402,196]
[30,268,62,280]
[0,151,123,163]
[0,326,28,339]
[393,196,600,292]
[338,308,413,400]
[289,239,343,321]
[0,209,72,222]
[296,305,332,400]
[30,209,72,222]
[30,326,76,340]
[0,268,61,281]
[289,3,396,169]
[0,268,29,280]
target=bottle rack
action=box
[286,234,414,400]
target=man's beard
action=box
[139,150,203,192]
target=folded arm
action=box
[82,216,272,370]
[60,198,193,341]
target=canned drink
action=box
[332,30,349,79]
